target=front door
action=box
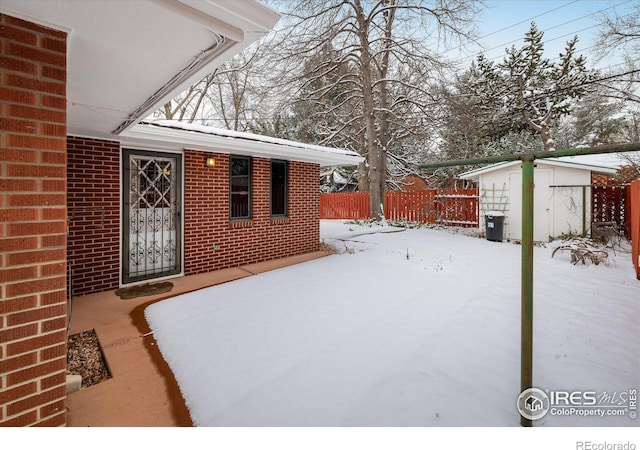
[122,149,182,284]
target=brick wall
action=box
[184,151,320,275]
[67,137,120,296]
[0,14,68,426]
[64,145,320,295]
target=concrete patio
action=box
[65,251,327,427]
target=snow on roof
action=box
[150,120,356,156]
[553,151,639,169]
[124,120,363,167]
[458,153,634,179]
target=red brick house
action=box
[0,1,360,426]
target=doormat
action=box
[115,281,174,300]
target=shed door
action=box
[122,149,182,284]
[509,170,550,242]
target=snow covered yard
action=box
[145,220,639,427]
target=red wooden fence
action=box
[433,188,479,226]
[320,189,479,227]
[319,192,370,220]
[630,181,640,280]
[384,190,437,223]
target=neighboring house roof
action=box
[1,0,280,139]
[458,156,623,180]
[123,120,364,167]
[400,174,429,191]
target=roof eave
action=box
[539,159,618,174]
[121,123,363,168]
[458,158,619,179]
[458,161,514,179]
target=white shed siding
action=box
[478,171,510,234]
[509,168,552,241]
[549,166,592,238]
[460,155,622,242]
[473,162,597,242]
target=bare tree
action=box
[595,2,640,58]
[157,74,215,122]
[592,1,640,138]
[592,2,640,170]
[205,50,261,131]
[274,0,479,220]
[156,41,282,131]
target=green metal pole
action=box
[582,186,587,237]
[416,142,640,427]
[520,156,535,427]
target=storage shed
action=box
[459,156,623,242]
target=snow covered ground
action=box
[145,220,639,427]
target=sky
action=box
[268,0,636,72]
[464,0,636,71]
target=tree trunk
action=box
[367,119,383,220]
[539,120,556,151]
[376,3,395,212]
[358,161,369,192]
[163,102,174,120]
[354,0,383,220]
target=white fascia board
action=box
[192,0,282,33]
[151,0,245,41]
[121,124,363,167]
[112,38,241,135]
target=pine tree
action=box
[475,22,594,152]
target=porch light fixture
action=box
[205,157,215,168]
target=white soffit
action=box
[1,0,280,139]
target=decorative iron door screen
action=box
[122,149,182,284]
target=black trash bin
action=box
[485,211,505,242]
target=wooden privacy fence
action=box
[320,189,479,227]
[319,192,370,220]
[384,190,437,223]
[630,181,640,280]
[434,189,479,226]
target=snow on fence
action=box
[320,189,479,227]
[433,189,479,226]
